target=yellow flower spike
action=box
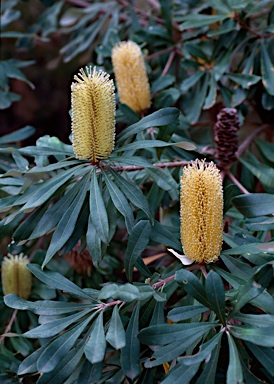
[111,41,151,114]
[180,159,223,264]
[71,66,116,162]
[1,253,32,299]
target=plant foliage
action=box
[0,0,274,383]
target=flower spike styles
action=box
[111,41,151,114]
[180,160,223,264]
[1,253,32,299]
[71,66,116,162]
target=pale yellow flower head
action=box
[1,253,32,299]
[111,41,151,113]
[180,159,223,263]
[71,66,116,162]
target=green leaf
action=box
[108,156,152,168]
[23,309,92,338]
[13,204,49,243]
[121,302,141,380]
[168,305,207,322]
[26,264,93,300]
[77,360,103,384]
[232,193,274,217]
[229,266,272,317]
[227,333,243,384]
[260,40,274,95]
[106,305,126,350]
[85,312,106,364]
[150,221,182,251]
[203,75,217,109]
[114,139,195,153]
[139,322,216,345]
[37,315,93,373]
[4,294,92,315]
[98,283,139,302]
[0,125,35,144]
[145,331,207,368]
[151,74,175,93]
[89,171,109,243]
[108,168,153,220]
[102,169,134,233]
[117,108,180,143]
[124,220,151,282]
[27,160,83,173]
[18,345,48,375]
[239,156,274,189]
[175,269,211,308]
[17,166,83,209]
[42,172,90,267]
[36,341,85,384]
[245,342,274,376]
[86,217,102,267]
[226,73,261,89]
[180,71,204,92]
[206,271,226,325]
[161,362,200,384]
[19,145,74,157]
[186,73,209,124]
[146,167,178,191]
[230,325,274,347]
[233,313,274,328]
[179,14,228,29]
[256,138,274,163]
[196,334,222,384]
[180,332,223,365]
[29,181,81,239]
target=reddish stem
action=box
[0,309,18,344]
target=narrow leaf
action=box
[245,342,274,376]
[230,325,274,347]
[89,171,109,243]
[109,168,152,220]
[85,312,106,364]
[260,40,274,95]
[121,302,141,380]
[206,271,226,325]
[42,172,90,267]
[180,332,222,365]
[23,309,92,338]
[102,169,134,233]
[86,217,102,268]
[37,315,93,373]
[106,305,126,350]
[227,333,243,384]
[117,108,180,143]
[161,362,200,384]
[168,305,207,322]
[124,220,151,282]
[26,264,93,299]
[175,269,211,308]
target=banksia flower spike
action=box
[111,41,151,114]
[213,108,240,170]
[1,253,32,299]
[180,160,223,264]
[71,66,115,163]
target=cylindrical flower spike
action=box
[180,160,223,263]
[71,66,116,162]
[1,253,32,299]
[111,41,151,113]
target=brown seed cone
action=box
[64,247,93,276]
[213,108,240,169]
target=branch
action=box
[0,309,18,344]
[236,124,272,157]
[227,171,250,194]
